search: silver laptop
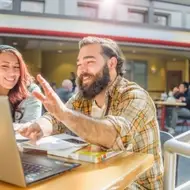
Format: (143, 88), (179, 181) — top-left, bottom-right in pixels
(0, 96), (80, 187)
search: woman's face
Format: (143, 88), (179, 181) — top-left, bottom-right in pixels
(0, 52), (20, 92)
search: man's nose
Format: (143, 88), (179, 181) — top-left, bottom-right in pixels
(78, 63), (88, 73)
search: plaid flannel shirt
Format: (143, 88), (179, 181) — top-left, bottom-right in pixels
(42, 76), (163, 189)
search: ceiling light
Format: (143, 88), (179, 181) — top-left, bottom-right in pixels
(102, 0), (115, 6)
(173, 58), (176, 61)
(151, 66), (157, 74)
(57, 50), (63, 53)
(132, 50), (136, 53)
(58, 42), (63, 46)
(104, 0), (114, 2)
(13, 42), (18, 46)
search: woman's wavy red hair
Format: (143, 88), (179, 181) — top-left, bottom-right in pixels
(0, 49), (34, 106)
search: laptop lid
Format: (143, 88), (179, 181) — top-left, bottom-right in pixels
(0, 96), (81, 187)
(0, 96), (26, 187)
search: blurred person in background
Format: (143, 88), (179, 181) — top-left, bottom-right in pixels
(0, 45), (42, 124)
(70, 72), (76, 92)
(19, 36), (163, 189)
(74, 86), (79, 94)
(50, 82), (57, 91)
(167, 82), (190, 134)
(56, 79), (73, 103)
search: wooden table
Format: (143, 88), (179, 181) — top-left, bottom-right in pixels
(0, 152), (154, 190)
(154, 101), (186, 131)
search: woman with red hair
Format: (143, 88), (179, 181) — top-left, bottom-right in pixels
(0, 45), (42, 123)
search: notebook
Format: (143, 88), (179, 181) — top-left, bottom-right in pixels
(49, 145), (123, 163)
(20, 132), (122, 163)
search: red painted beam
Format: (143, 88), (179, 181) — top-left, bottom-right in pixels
(0, 27), (190, 48)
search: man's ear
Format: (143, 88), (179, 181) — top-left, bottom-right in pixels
(107, 57), (117, 70)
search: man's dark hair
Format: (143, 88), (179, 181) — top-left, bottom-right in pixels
(79, 36), (125, 76)
(181, 81), (189, 89)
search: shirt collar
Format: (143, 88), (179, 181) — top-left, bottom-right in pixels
(106, 75), (123, 98)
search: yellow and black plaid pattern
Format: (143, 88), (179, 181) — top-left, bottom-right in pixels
(44, 76), (163, 189)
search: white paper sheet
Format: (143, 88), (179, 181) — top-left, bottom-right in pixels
(21, 135), (87, 151)
(15, 133), (29, 141)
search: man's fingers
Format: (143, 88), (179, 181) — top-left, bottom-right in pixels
(18, 123), (42, 141)
(31, 131), (42, 142)
(33, 91), (46, 103)
(25, 127), (34, 137)
(19, 125), (35, 137)
(19, 127), (28, 135)
(36, 74), (55, 97)
(30, 132), (39, 142)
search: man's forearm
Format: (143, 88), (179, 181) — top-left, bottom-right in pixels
(59, 107), (117, 148)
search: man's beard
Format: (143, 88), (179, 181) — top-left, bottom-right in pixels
(76, 65), (110, 99)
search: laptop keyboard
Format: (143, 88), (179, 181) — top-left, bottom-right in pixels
(22, 162), (53, 176)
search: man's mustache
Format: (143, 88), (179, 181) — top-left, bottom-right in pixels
(79, 73), (94, 79)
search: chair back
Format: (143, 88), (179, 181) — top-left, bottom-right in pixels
(160, 131), (173, 158)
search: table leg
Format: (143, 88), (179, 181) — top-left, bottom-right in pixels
(160, 106), (167, 131)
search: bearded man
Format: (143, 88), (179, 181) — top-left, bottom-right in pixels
(19, 36), (163, 189)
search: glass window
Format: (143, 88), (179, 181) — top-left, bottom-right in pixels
(0, 0), (12, 10)
(133, 62), (147, 89)
(123, 61), (132, 81)
(127, 10), (145, 23)
(123, 60), (147, 89)
(21, 0), (44, 13)
(154, 14), (168, 26)
(186, 14), (190, 29)
(78, 3), (98, 18)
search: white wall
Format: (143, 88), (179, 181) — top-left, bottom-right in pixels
(80, 0), (149, 21)
(45, 0), (59, 14)
(115, 4), (128, 22)
(63, 0), (78, 16)
(42, 0), (190, 29)
(116, 4), (148, 22)
(98, 1), (116, 20)
(186, 13), (190, 28)
(1, 14), (190, 46)
(44, 0), (78, 16)
(154, 1), (190, 12)
(154, 8), (182, 27)
(153, 1), (190, 28)
(120, 0), (150, 7)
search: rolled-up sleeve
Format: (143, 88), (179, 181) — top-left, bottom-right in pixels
(105, 92), (155, 151)
(36, 93), (78, 136)
(106, 115), (132, 150)
(38, 112), (66, 136)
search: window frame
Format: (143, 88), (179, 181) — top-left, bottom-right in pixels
(128, 8), (148, 23)
(154, 12), (171, 26)
(20, 0), (45, 13)
(0, 0), (13, 11)
(124, 60), (148, 89)
(77, 2), (99, 19)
